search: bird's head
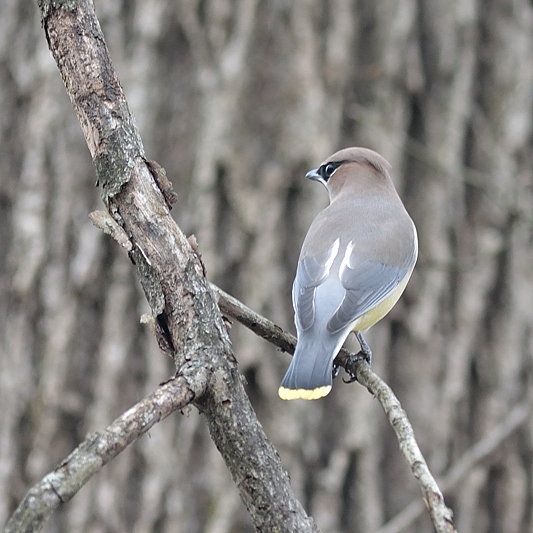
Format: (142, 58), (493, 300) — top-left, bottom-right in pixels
(305, 147), (392, 198)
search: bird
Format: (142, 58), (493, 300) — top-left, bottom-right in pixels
(279, 147), (418, 400)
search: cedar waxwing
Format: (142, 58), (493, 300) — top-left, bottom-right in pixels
(279, 147), (418, 400)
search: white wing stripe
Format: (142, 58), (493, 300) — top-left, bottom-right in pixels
(339, 240), (354, 279)
(323, 237), (341, 272)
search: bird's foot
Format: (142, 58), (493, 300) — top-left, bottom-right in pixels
(355, 331), (372, 363)
(343, 349), (372, 384)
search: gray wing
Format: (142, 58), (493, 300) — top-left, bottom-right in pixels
(292, 238), (340, 331)
(326, 259), (408, 334)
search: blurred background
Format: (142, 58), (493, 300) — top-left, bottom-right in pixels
(1, 0), (533, 532)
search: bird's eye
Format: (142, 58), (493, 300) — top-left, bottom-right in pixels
(323, 162), (342, 179)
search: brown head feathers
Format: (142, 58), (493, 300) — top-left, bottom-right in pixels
(320, 147), (392, 176)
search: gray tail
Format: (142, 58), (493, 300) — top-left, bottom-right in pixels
(279, 339), (337, 400)
(281, 347), (333, 391)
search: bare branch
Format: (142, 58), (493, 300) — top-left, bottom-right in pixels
(213, 282), (457, 533)
(377, 401), (530, 533)
(4, 377), (194, 533)
(351, 364), (456, 533)
(212, 283), (297, 355)
(31, 1), (319, 532)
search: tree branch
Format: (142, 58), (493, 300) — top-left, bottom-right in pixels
(3, 377), (194, 533)
(351, 365), (456, 533)
(212, 283), (297, 355)
(30, 1), (319, 532)
(376, 401), (530, 533)
(9, 279), (460, 533)
(212, 283), (458, 533)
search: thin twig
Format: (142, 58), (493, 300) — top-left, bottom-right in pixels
(352, 365), (456, 532)
(212, 283), (457, 533)
(212, 283), (297, 355)
(4, 377), (194, 533)
(377, 401), (530, 533)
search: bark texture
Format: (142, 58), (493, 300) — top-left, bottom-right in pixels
(1, 0), (532, 532)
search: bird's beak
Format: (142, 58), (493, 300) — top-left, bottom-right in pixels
(305, 168), (321, 181)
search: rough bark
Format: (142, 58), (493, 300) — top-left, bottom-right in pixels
(32, 2), (320, 532)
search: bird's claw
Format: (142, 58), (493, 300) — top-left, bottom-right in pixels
(343, 350), (372, 384)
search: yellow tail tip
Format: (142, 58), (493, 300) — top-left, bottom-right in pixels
(278, 385), (332, 400)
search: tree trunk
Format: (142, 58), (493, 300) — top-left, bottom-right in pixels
(1, 1), (532, 532)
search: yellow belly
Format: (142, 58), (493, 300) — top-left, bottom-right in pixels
(352, 269), (413, 331)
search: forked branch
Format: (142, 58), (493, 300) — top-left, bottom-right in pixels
(212, 284), (457, 533)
